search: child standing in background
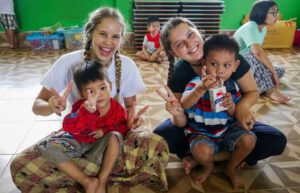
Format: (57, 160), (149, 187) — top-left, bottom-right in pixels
(136, 16), (165, 63)
(36, 61), (145, 193)
(0, 0), (18, 48)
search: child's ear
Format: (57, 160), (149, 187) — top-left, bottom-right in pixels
(234, 60), (240, 72)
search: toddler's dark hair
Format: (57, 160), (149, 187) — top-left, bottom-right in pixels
(147, 16), (160, 26)
(74, 60), (111, 93)
(203, 34), (240, 60)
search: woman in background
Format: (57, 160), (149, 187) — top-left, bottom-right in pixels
(233, 0), (290, 103)
(154, 16), (286, 168)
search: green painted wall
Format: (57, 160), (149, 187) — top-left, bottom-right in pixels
(221, 0), (300, 29)
(2, 0), (300, 32)
(12, 0), (132, 31)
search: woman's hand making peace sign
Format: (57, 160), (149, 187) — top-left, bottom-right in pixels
(156, 85), (183, 116)
(48, 82), (73, 116)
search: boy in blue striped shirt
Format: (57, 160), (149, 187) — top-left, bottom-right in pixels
(176, 34), (256, 190)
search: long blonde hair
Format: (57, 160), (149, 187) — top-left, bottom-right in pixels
(83, 7), (125, 102)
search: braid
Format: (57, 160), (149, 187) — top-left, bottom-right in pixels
(166, 52), (175, 87)
(83, 39), (92, 61)
(114, 50), (122, 103)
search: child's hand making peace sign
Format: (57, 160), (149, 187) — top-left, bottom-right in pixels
(83, 89), (100, 113)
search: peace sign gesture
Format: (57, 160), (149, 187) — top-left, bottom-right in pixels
(127, 105), (149, 130)
(48, 82), (73, 116)
(83, 89), (100, 113)
(156, 85), (183, 116)
(200, 66), (222, 91)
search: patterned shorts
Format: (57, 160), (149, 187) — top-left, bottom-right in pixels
(190, 123), (256, 154)
(0, 14), (18, 30)
(36, 130), (123, 165)
(242, 50), (285, 94)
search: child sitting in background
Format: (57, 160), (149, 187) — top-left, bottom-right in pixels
(158, 34), (256, 190)
(36, 61), (146, 193)
(136, 16), (165, 63)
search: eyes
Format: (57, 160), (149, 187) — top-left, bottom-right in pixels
(175, 31), (196, 48)
(98, 32), (121, 40)
(210, 62), (232, 68)
(86, 85), (108, 95)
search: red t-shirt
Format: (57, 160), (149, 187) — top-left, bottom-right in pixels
(63, 98), (129, 143)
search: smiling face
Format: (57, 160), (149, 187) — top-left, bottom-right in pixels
(168, 22), (204, 65)
(90, 17), (123, 66)
(265, 5), (278, 26)
(148, 21), (160, 36)
(204, 50), (239, 81)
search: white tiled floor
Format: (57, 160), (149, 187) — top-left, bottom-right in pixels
(1, 47), (300, 193)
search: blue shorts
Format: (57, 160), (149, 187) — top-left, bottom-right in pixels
(190, 123), (256, 155)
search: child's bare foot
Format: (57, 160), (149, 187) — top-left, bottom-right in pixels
(224, 168), (245, 190)
(95, 178), (108, 193)
(83, 177), (98, 193)
(265, 89), (291, 103)
(182, 156), (198, 175)
(193, 164), (213, 184)
(155, 57), (162, 64)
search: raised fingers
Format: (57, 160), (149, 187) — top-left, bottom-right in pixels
(155, 87), (169, 101)
(135, 105), (149, 120)
(164, 85), (177, 100)
(62, 81), (73, 99)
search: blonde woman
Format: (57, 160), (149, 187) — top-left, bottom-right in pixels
(10, 7), (169, 192)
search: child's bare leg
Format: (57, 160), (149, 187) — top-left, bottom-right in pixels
(96, 135), (120, 193)
(191, 143), (214, 184)
(225, 134), (256, 190)
(136, 51), (149, 61)
(57, 161), (98, 193)
(155, 51), (166, 63)
(5, 29), (16, 48)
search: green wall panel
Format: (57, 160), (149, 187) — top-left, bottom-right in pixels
(2, 0), (299, 32)
(14, 0), (115, 31)
(221, 0), (300, 29)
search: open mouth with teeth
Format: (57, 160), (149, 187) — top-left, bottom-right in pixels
(99, 47), (112, 56)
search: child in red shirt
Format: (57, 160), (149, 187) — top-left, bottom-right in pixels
(136, 16), (165, 63)
(36, 61), (146, 193)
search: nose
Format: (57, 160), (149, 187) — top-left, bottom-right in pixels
(103, 36), (112, 45)
(216, 66), (224, 76)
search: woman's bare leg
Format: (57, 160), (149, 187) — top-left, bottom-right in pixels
(264, 88), (291, 103)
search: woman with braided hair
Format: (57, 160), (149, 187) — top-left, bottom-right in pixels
(10, 7), (169, 192)
(154, 17), (286, 168)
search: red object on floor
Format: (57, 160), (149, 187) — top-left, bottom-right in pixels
(293, 29), (300, 46)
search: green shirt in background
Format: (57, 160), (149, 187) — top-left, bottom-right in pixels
(233, 21), (267, 54)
